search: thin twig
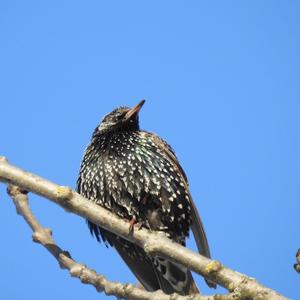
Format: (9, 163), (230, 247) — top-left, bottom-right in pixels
(294, 249), (300, 274)
(0, 157), (287, 300)
(6, 184), (237, 300)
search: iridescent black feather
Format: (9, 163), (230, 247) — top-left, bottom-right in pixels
(77, 100), (216, 295)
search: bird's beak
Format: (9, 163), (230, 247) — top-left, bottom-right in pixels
(124, 99), (145, 121)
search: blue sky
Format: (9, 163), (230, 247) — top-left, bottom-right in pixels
(1, 1), (299, 299)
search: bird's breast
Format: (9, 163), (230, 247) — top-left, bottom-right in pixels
(77, 131), (192, 242)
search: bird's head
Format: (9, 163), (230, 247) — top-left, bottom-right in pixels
(94, 100), (145, 135)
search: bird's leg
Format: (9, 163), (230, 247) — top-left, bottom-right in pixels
(129, 215), (137, 233)
(129, 216), (145, 232)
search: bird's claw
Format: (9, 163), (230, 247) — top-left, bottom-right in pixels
(136, 221), (144, 230)
(129, 217), (144, 233)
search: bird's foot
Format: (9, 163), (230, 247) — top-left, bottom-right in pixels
(129, 217), (144, 233)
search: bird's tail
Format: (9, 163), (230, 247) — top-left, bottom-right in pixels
(99, 229), (200, 295)
(153, 257), (200, 295)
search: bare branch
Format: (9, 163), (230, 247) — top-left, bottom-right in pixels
(0, 157), (287, 300)
(6, 184), (238, 300)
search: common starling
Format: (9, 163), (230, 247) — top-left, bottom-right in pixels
(77, 100), (215, 295)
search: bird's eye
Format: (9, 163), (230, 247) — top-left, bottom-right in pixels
(117, 112), (127, 121)
(115, 115), (122, 121)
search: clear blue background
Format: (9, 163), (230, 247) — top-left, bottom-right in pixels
(1, 1), (299, 299)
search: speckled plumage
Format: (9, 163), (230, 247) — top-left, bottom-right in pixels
(77, 101), (215, 295)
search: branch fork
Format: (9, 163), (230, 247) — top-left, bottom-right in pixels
(0, 157), (288, 300)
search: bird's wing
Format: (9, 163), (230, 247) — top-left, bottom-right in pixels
(146, 132), (216, 288)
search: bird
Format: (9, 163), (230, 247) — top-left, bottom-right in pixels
(77, 100), (216, 295)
